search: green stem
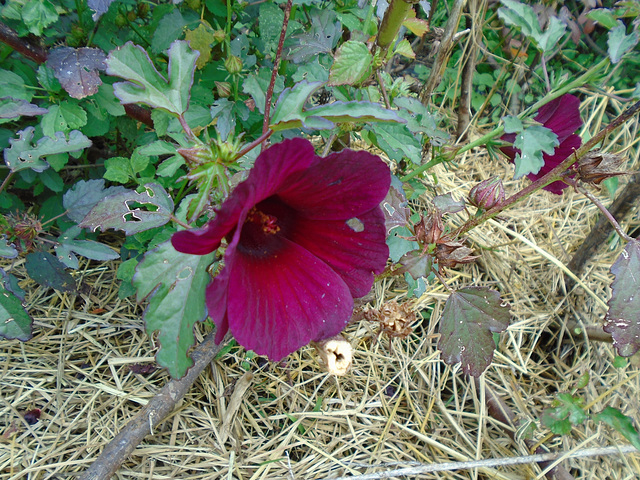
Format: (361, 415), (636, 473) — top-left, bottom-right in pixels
(376, 0), (418, 57)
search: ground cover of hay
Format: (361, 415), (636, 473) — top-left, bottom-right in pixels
(2, 92), (640, 480)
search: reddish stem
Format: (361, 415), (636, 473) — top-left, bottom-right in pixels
(0, 22), (47, 64)
(261, 0), (293, 148)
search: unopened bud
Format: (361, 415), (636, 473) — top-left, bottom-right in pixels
(213, 29), (226, 44)
(215, 81), (231, 98)
(469, 176), (505, 210)
(224, 55), (243, 74)
(177, 144), (215, 167)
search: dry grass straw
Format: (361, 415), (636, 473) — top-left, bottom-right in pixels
(2, 96), (640, 479)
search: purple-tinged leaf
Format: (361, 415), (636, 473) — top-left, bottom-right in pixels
(4, 127), (91, 173)
(382, 183), (410, 233)
(47, 47), (107, 99)
(398, 250), (431, 280)
(0, 97), (48, 119)
(87, 0), (115, 20)
(433, 193), (466, 214)
(133, 240), (216, 378)
(106, 41), (198, 116)
(438, 287), (510, 377)
(604, 239), (640, 357)
(63, 179), (127, 223)
(25, 252), (77, 293)
(79, 184), (173, 235)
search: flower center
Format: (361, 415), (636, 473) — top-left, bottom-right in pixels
(236, 196), (295, 257)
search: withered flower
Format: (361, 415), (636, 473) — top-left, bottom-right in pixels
(435, 239), (478, 272)
(364, 300), (416, 340)
(576, 151), (626, 185)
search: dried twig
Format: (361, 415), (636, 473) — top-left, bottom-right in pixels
(77, 332), (228, 480)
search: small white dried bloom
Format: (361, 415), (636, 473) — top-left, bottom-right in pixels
(312, 335), (352, 376)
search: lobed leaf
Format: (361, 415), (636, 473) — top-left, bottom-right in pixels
(604, 239), (640, 357)
(513, 125), (558, 178)
(438, 287), (510, 377)
(47, 47), (107, 99)
(106, 41), (199, 116)
(63, 179), (127, 223)
(79, 184), (174, 235)
(133, 240), (216, 378)
(4, 127), (92, 173)
(0, 98), (48, 120)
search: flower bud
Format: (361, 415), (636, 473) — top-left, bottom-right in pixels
(224, 55), (243, 75)
(215, 81), (231, 98)
(178, 144), (215, 167)
(469, 176), (505, 210)
(213, 29), (226, 44)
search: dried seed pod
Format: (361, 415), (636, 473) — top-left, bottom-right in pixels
(312, 335), (352, 376)
(576, 151), (626, 185)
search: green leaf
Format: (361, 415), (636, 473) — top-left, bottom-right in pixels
(56, 226), (119, 268)
(512, 125), (558, 178)
(594, 407), (640, 451)
(117, 258), (138, 299)
(608, 20), (639, 64)
(103, 157), (131, 183)
(22, 0), (58, 36)
(502, 115), (523, 133)
(603, 239), (640, 357)
(0, 237), (18, 259)
(4, 127), (91, 173)
(41, 102), (88, 137)
(63, 179), (126, 223)
(287, 9), (341, 64)
(535, 16), (566, 53)
(134, 240), (216, 378)
(586, 9), (619, 30)
(0, 98), (48, 121)
(0, 285), (33, 341)
(259, 2), (285, 55)
(541, 393), (586, 434)
(438, 287), (510, 377)
(25, 251), (77, 293)
(270, 81), (403, 131)
(106, 41), (199, 116)
(0, 69), (31, 101)
(497, 0), (541, 39)
(151, 9), (189, 54)
(329, 40), (373, 86)
(393, 38), (415, 59)
(79, 184), (174, 235)
(369, 122), (421, 163)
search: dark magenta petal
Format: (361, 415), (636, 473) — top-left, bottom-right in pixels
(226, 238), (353, 360)
(534, 94), (582, 143)
(277, 149), (391, 220)
(172, 138), (316, 255)
(289, 207), (388, 298)
(527, 134), (582, 194)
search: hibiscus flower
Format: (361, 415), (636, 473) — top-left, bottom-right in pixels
(501, 94), (583, 195)
(171, 138), (390, 360)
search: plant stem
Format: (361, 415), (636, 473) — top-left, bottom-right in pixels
(376, 0), (418, 58)
(234, 129), (274, 161)
(0, 22), (47, 63)
(262, 0), (293, 148)
(453, 98), (640, 238)
(0, 172), (15, 196)
(564, 178), (631, 242)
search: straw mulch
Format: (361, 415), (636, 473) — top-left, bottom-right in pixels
(1, 92), (639, 480)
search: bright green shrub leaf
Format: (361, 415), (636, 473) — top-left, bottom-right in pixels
(103, 157), (131, 183)
(438, 287), (510, 377)
(40, 169), (64, 192)
(151, 9), (189, 54)
(393, 38), (415, 59)
(4, 127), (91, 173)
(25, 251), (77, 293)
(586, 9), (618, 30)
(594, 407), (640, 451)
(513, 125), (558, 178)
(22, 0), (58, 36)
(369, 123), (421, 163)
(329, 40), (372, 86)
(106, 40), (199, 116)
(79, 184), (173, 235)
(133, 240), (216, 378)
(0, 285), (33, 341)
(604, 239), (640, 357)
(117, 258), (138, 299)
(41, 102), (88, 137)
(541, 393), (586, 434)
(608, 21), (639, 64)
